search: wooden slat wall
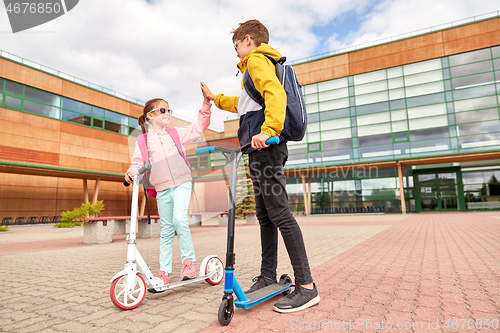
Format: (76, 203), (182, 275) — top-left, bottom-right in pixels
(0, 145), (59, 165)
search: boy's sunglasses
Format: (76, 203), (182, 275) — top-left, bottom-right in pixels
(147, 107), (173, 115)
(233, 35), (254, 51)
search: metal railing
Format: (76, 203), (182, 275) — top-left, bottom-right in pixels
(1, 216), (60, 226)
(289, 10), (500, 65)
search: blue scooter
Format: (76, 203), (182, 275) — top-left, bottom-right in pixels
(195, 137), (292, 326)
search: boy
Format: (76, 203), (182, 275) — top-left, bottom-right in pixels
(201, 19), (319, 313)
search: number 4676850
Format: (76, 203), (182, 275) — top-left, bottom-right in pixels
(6, 2), (62, 14)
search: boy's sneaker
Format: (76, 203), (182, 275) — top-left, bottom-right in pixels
(157, 271), (170, 285)
(180, 260), (196, 280)
(273, 283), (320, 313)
(245, 275), (277, 293)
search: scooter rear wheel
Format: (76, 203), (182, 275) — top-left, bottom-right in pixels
(279, 274), (293, 296)
(218, 298), (234, 326)
(110, 273), (146, 310)
(202, 256), (224, 285)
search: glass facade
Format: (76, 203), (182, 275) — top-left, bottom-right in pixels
(462, 168), (500, 209)
(0, 78), (138, 136)
(286, 167), (415, 214)
(293, 46), (500, 167)
(284, 46), (500, 213)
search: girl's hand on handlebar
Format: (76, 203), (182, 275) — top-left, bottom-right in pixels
(124, 172), (134, 184)
(251, 133), (270, 150)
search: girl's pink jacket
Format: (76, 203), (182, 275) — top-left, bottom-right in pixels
(127, 102), (211, 192)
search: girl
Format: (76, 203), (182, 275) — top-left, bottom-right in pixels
(125, 83), (212, 285)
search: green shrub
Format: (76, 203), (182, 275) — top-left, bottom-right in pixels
(61, 208), (84, 224)
(81, 201), (104, 218)
(54, 222), (83, 228)
(56, 201), (105, 228)
(0, 226), (9, 232)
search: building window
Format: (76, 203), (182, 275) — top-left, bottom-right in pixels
(0, 78), (138, 136)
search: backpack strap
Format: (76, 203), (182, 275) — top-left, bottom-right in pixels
(137, 133), (149, 163)
(137, 134), (157, 202)
(243, 53), (286, 108)
(166, 128), (190, 168)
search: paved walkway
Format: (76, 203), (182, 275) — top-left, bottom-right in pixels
(0, 212), (499, 332)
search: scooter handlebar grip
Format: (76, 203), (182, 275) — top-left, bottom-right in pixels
(195, 146), (216, 155)
(123, 179), (130, 187)
(138, 162), (152, 175)
(265, 137), (280, 145)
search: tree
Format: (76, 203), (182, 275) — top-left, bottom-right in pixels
(232, 155), (255, 219)
(488, 174), (500, 196)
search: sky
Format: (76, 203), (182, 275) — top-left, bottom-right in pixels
(0, 0), (499, 132)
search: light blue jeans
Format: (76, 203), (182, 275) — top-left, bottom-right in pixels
(156, 181), (195, 273)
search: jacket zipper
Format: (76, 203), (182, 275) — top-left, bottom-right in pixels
(158, 133), (176, 187)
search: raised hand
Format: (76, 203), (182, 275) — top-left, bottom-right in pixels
(201, 82), (215, 102)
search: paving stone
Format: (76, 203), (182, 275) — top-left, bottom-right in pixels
(389, 298), (415, 314)
(332, 305), (360, 321)
(359, 301), (388, 318)
(2, 213), (500, 332)
(101, 317), (154, 332)
(415, 295), (441, 308)
(441, 302), (471, 318)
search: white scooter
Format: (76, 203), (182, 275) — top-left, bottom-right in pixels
(110, 163), (224, 310)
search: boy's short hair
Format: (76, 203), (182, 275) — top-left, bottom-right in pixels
(232, 19), (269, 46)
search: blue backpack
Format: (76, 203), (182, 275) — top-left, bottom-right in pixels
(243, 54), (307, 142)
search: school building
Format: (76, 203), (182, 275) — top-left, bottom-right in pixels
(0, 51), (225, 224)
(283, 13), (500, 214)
(1, 13), (500, 223)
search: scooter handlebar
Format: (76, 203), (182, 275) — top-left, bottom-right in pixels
(265, 136), (280, 145)
(123, 162), (152, 187)
(195, 146), (216, 155)
(195, 137), (280, 155)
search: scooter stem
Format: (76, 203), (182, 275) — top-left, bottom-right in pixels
(127, 174), (140, 264)
(226, 150), (238, 270)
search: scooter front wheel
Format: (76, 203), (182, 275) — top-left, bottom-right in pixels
(218, 297), (234, 326)
(110, 273), (146, 310)
(202, 256), (224, 285)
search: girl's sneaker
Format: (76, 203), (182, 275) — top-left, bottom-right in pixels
(157, 271), (170, 285)
(180, 260), (196, 280)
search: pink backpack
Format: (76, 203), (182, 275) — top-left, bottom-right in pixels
(137, 128), (190, 198)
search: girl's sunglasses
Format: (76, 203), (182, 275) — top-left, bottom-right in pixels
(147, 107), (173, 116)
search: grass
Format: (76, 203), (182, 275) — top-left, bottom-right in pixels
(54, 222), (84, 228)
(0, 226), (9, 232)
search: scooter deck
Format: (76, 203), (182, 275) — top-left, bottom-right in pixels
(234, 282), (292, 309)
(147, 272), (213, 293)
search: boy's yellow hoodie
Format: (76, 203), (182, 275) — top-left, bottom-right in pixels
(215, 43), (287, 139)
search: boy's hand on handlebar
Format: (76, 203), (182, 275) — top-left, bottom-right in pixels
(251, 133), (270, 150)
(124, 172), (134, 184)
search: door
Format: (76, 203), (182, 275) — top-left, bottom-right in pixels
(414, 168), (465, 212)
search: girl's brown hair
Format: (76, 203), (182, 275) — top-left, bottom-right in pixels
(138, 98), (167, 134)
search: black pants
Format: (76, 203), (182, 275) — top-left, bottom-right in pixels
(248, 142), (313, 285)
